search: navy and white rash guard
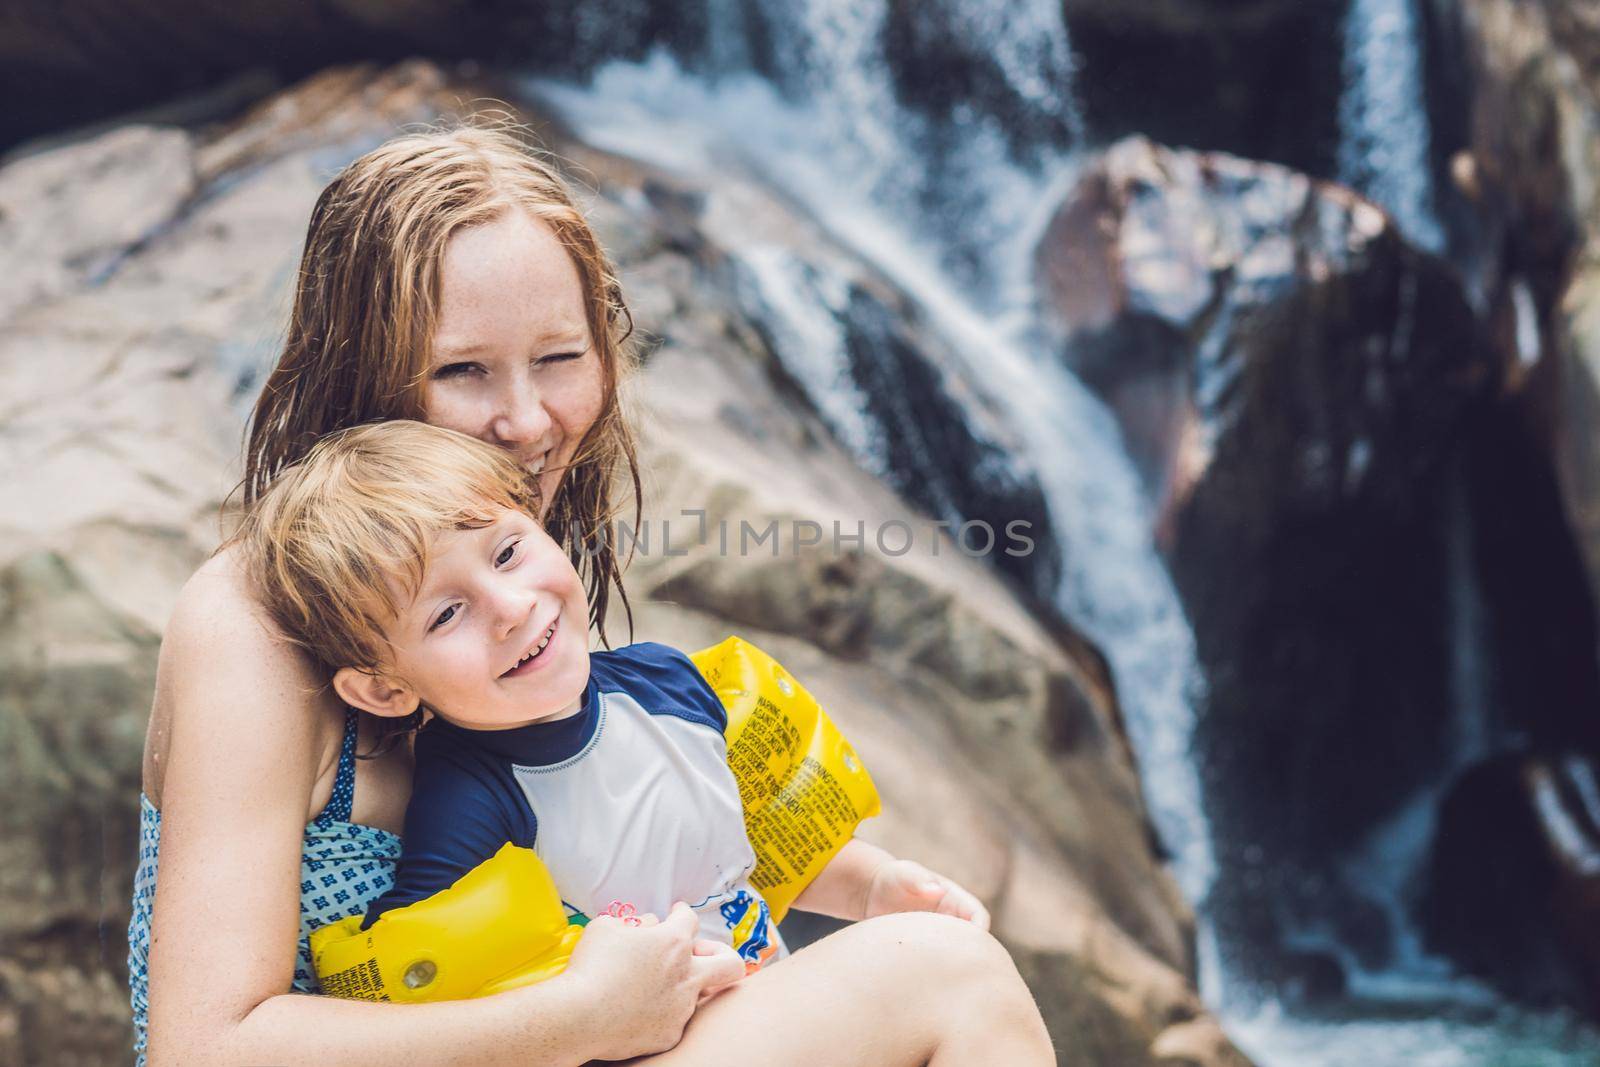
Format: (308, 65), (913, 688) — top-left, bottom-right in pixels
(365, 642), (783, 967)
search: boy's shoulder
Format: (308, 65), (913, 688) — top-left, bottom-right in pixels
(589, 640), (696, 679)
(410, 719), (528, 799)
(590, 641), (726, 732)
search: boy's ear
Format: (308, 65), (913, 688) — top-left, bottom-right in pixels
(332, 667), (421, 719)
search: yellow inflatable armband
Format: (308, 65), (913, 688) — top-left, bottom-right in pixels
(309, 842), (583, 1002)
(691, 636), (881, 922)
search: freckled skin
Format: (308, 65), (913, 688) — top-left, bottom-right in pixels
(378, 511), (593, 732)
(424, 210), (605, 513)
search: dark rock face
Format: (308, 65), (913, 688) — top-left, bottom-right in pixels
(1408, 0), (1600, 1013)
(0, 1), (690, 152)
(1062, 1), (1347, 178)
(1431, 0), (1587, 310)
(1434, 0), (1600, 650)
(1161, 214), (1485, 867)
(1038, 135), (1600, 1011)
(835, 284), (1062, 600)
(1036, 135), (1548, 991)
(1038, 135), (1493, 843)
(1417, 403), (1600, 1014)
(3, 1), (410, 150)
(1422, 753), (1600, 1014)
(1459, 404), (1600, 755)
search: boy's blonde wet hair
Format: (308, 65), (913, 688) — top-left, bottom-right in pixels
(237, 420), (543, 681)
(242, 122), (639, 646)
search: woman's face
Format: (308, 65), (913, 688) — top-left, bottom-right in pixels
(423, 209), (605, 514)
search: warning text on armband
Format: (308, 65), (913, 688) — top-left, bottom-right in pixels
(726, 697), (804, 811)
(743, 754), (862, 892)
(318, 958), (390, 1002)
(732, 687), (864, 895)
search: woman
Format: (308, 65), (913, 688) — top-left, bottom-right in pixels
(131, 126), (1054, 1066)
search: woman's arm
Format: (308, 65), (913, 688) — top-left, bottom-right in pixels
(144, 557), (739, 1065)
(168, 910), (730, 1067)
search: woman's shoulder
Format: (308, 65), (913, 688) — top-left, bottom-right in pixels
(145, 543), (342, 805)
(168, 542), (255, 628)
(163, 541), (335, 711)
(164, 544), (294, 659)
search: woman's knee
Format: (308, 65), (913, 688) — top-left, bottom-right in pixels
(847, 912), (1023, 988)
(844, 914), (1048, 1043)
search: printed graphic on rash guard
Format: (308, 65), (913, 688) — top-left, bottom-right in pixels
(720, 890), (778, 971)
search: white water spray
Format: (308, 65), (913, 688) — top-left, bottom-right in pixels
(1337, 0), (1446, 253)
(534, 36), (1215, 905)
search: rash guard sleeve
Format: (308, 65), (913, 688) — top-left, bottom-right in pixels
(361, 726), (537, 927)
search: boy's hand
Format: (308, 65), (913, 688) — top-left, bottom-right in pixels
(863, 859), (991, 931)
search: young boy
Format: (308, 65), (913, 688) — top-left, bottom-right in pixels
(238, 420), (987, 971)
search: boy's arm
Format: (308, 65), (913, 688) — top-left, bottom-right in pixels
(655, 643), (988, 930)
(792, 838), (992, 929)
(364, 735), (535, 924)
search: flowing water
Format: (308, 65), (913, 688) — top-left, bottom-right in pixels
(1337, 0), (1446, 253)
(529, 0), (1599, 1061)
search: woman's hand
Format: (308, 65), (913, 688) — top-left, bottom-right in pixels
(561, 901), (746, 1061)
(863, 859), (991, 931)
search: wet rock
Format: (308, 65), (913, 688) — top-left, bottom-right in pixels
(1062, 1), (1346, 177)
(0, 125), (196, 322)
(1456, 404), (1600, 757)
(833, 282), (1062, 599)
(1035, 134), (1499, 969)
(1422, 752), (1600, 1014)
(1441, 0), (1600, 644)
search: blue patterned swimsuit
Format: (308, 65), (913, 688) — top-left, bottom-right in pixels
(127, 710), (402, 1063)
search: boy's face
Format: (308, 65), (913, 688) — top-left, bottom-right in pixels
(346, 508), (592, 730)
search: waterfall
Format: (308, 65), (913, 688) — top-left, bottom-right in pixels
(535, 0), (1215, 907)
(1337, 0), (1446, 253)
(528, 0), (1599, 1060)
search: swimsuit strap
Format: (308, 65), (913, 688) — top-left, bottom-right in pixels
(315, 709), (361, 824)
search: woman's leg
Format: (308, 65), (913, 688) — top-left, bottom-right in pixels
(636, 912), (1055, 1067)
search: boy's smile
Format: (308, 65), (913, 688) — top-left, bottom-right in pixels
(501, 617), (560, 677)
(337, 508), (591, 731)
